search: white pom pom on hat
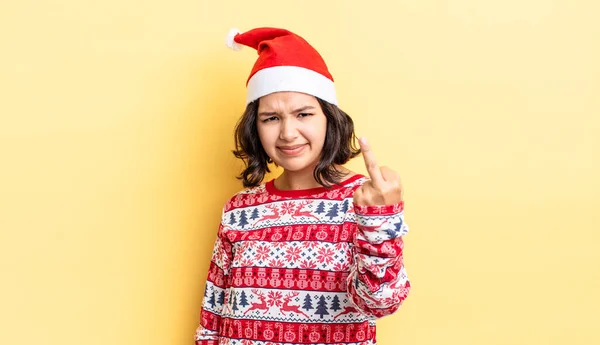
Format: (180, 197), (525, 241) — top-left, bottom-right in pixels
(225, 28), (242, 51)
(225, 27), (338, 105)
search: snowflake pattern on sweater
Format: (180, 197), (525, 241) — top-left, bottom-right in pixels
(195, 174), (410, 345)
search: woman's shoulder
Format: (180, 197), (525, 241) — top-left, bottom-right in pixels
(230, 183), (268, 200)
(237, 183), (268, 196)
(220, 182), (270, 212)
(335, 171), (370, 193)
(343, 172), (369, 187)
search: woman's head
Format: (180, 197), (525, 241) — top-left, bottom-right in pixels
(228, 28), (357, 186)
(233, 91), (360, 188)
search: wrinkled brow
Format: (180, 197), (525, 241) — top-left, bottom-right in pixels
(258, 105), (316, 117)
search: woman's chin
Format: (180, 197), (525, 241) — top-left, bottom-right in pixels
(273, 159), (317, 174)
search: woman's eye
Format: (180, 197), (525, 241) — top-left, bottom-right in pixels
(298, 113), (312, 118)
(263, 116), (278, 122)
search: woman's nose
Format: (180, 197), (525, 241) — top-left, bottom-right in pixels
(279, 118), (299, 141)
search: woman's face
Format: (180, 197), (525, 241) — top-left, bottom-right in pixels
(256, 92), (327, 174)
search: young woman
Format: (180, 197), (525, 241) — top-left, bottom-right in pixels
(194, 27), (410, 345)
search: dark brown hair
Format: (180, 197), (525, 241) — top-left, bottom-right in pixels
(232, 97), (361, 188)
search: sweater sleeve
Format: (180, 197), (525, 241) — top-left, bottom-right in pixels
(346, 202), (411, 318)
(194, 214), (233, 345)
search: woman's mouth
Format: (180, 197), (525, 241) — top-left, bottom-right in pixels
(278, 144), (307, 156)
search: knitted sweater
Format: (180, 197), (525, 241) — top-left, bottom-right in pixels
(194, 174), (410, 345)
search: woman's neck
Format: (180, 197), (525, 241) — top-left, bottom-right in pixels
(274, 165), (354, 191)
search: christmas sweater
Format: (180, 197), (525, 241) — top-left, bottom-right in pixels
(195, 174), (410, 345)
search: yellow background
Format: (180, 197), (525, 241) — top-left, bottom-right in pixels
(1, 1), (598, 344)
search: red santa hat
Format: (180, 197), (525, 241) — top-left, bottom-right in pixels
(226, 27), (338, 106)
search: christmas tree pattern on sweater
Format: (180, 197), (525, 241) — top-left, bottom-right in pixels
(195, 174), (410, 345)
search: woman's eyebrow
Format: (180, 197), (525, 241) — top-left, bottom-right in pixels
(258, 111), (279, 117)
(291, 105), (316, 114)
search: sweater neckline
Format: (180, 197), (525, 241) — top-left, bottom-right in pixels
(265, 174), (364, 198)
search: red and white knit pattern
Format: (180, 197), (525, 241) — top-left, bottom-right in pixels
(195, 174), (410, 345)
